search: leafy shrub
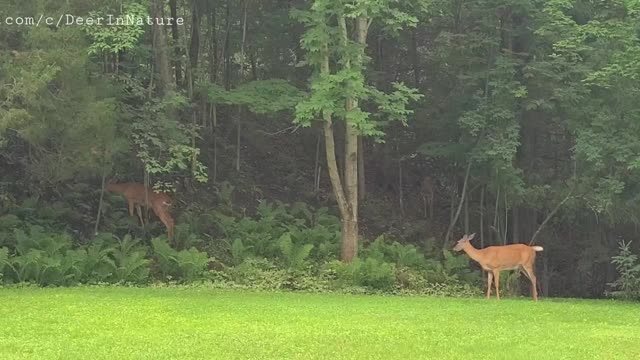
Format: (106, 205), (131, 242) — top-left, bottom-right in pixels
(2, 225), (81, 286)
(227, 258), (288, 289)
(80, 234), (118, 283)
(151, 237), (209, 282)
(608, 240), (640, 301)
(278, 233), (313, 270)
(394, 267), (481, 297)
(171, 223), (205, 251)
(230, 238), (251, 266)
(364, 236), (427, 268)
(0, 246), (8, 283)
(213, 201), (340, 265)
(111, 235), (150, 284)
(328, 258), (396, 291)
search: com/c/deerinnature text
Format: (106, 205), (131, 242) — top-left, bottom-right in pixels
(2, 14), (184, 27)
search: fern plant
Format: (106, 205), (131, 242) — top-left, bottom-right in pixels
(111, 235), (150, 283)
(278, 233), (313, 270)
(151, 237), (209, 282)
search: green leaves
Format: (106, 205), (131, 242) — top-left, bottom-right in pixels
(293, 0), (421, 138)
(151, 237), (209, 282)
(84, 1), (147, 56)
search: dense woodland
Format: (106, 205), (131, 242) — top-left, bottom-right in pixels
(1, 0), (640, 299)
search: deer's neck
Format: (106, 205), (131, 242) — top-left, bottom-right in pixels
(462, 244), (485, 265)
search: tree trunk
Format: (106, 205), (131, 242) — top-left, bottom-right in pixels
(314, 132), (321, 192)
(189, 0), (201, 73)
(480, 185), (485, 248)
(208, 2), (218, 182)
(398, 158), (404, 216)
(358, 136), (366, 201)
(411, 29), (420, 87)
(493, 186), (500, 243)
(464, 189), (469, 233)
(94, 167), (108, 235)
(444, 160), (472, 247)
(223, 0), (231, 91)
(169, 0), (182, 87)
(235, 0), (248, 172)
(341, 217), (358, 262)
(151, 0), (173, 96)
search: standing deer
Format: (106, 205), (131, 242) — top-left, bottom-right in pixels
(453, 233), (544, 301)
(105, 182), (175, 239)
(420, 176), (435, 219)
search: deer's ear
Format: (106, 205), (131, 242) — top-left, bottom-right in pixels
(468, 233), (476, 240)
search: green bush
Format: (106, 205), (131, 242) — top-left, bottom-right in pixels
(278, 233), (313, 270)
(151, 237), (209, 282)
(227, 258), (289, 290)
(0, 200), (483, 298)
(0, 246), (8, 283)
(608, 241), (640, 301)
(111, 235), (150, 284)
(328, 258), (396, 291)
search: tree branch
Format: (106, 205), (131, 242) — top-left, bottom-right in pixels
(529, 188), (574, 245)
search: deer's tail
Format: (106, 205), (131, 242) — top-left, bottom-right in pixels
(532, 246), (544, 252)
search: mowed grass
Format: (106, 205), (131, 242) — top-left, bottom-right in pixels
(0, 288), (639, 360)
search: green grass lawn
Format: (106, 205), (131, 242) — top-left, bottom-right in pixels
(0, 287), (638, 359)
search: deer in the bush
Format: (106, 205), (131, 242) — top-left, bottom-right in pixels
(453, 233), (544, 301)
(105, 182), (175, 239)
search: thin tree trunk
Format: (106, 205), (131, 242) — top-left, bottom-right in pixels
(411, 29), (419, 87)
(480, 185), (485, 248)
(398, 158), (404, 216)
(503, 192), (508, 245)
(449, 182), (456, 224)
(151, 0), (173, 96)
(94, 167), (108, 235)
(189, 0), (201, 72)
(529, 189), (574, 245)
(464, 189), (469, 233)
(319, 42), (348, 220)
(493, 186), (500, 243)
(223, 0), (231, 91)
(512, 206), (519, 243)
(444, 160), (472, 247)
(169, 0), (182, 87)
(212, 103), (218, 183)
(208, 2), (218, 182)
(314, 132), (321, 192)
(235, 0), (248, 172)
(143, 169), (150, 225)
(358, 136), (366, 201)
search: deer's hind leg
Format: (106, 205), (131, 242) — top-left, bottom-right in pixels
(522, 264), (538, 301)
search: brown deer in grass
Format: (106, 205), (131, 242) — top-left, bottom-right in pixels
(105, 182), (175, 239)
(453, 233), (544, 301)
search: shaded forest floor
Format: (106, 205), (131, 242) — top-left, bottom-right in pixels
(1, 287), (638, 359)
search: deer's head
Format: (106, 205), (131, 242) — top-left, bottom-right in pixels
(453, 233), (476, 251)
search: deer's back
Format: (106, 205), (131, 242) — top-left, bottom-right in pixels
(109, 183), (171, 205)
(480, 244), (537, 269)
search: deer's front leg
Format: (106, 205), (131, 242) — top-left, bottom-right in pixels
(135, 205), (144, 225)
(486, 271), (493, 299)
(128, 200), (135, 217)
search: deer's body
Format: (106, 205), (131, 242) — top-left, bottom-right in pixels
(454, 234), (543, 301)
(106, 182), (174, 239)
